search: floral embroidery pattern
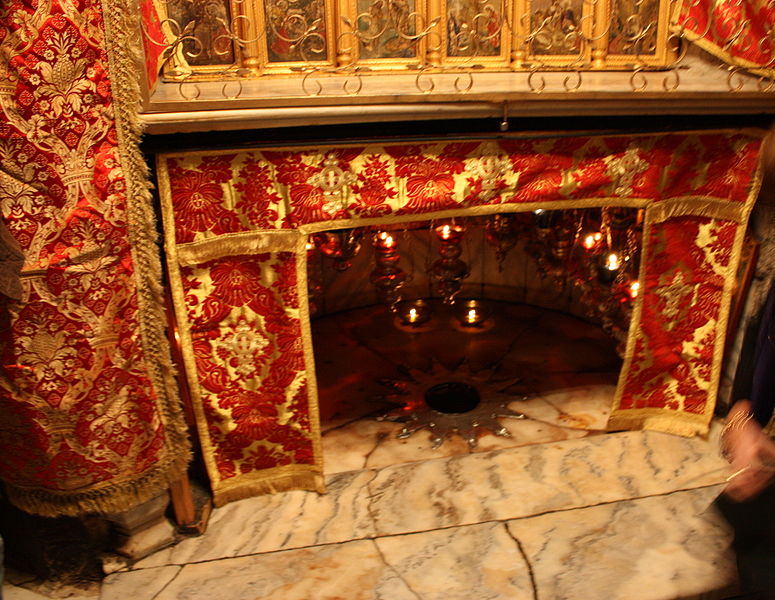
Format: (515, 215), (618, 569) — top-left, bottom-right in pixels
(180, 253), (313, 485)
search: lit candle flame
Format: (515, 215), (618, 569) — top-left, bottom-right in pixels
(466, 308), (478, 323)
(629, 281), (640, 299)
(583, 232), (602, 250)
(606, 253), (621, 271)
(441, 225), (452, 240)
(408, 308), (418, 322)
(377, 231), (396, 248)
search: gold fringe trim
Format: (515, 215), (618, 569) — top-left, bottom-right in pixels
(607, 412), (712, 438)
(157, 156), (226, 493)
(177, 230), (301, 266)
(295, 233), (325, 477)
(1, 456), (183, 517)
(648, 198), (747, 224)
(212, 467), (325, 507)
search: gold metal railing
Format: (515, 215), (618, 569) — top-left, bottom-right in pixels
(140, 0), (775, 100)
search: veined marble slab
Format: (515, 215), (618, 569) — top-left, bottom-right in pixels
(506, 485), (737, 600)
(135, 424), (727, 570)
(143, 540), (416, 600)
(368, 426), (727, 536)
(120, 523), (535, 600)
(3, 581), (99, 600)
(134, 469), (377, 569)
(375, 522), (534, 599)
(100, 488), (734, 600)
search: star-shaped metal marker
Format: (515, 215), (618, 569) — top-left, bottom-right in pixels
(376, 360), (529, 449)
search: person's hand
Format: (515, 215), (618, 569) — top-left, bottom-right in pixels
(722, 400), (775, 502)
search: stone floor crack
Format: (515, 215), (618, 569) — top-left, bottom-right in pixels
(371, 538), (423, 600)
(362, 431), (389, 470)
(363, 468), (382, 535)
(503, 522), (539, 600)
(150, 565), (184, 600)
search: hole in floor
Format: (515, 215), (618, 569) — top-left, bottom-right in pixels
(424, 382), (481, 414)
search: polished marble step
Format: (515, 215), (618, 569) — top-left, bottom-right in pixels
(100, 486), (735, 600)
(130, 425), (727, 570)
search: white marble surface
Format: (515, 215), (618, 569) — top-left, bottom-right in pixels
(145, 540), (416, 600)
(2, 581), (99, 600)
(101, 566), (181, 600)
(4, 302), (740, 600)
(506, 485), (737, 600)
(133, 468), (377, 569)
(132, 423), (727, 572)
(375, 523), (534, 599)
(97, 485), (736, 600)
(367, 425), (727, 536)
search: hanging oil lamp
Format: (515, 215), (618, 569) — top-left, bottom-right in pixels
(534, 209), (551, 228)
(430, 222), (470, 305)
(597, 252), (622, 284)
(582, 231), (603, 252)
(485, 214), (519, 271)
(370, 231), (407, 311)
(312, 228), (363, 272)
(627, 280), (641, 300)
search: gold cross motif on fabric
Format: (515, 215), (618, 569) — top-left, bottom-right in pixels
(606, 146), (649, 196)
(216, 317), (269, 378)
(469, 154), (511, 202)
(655, 271), (699, 329)
(309, 153), (357, 214)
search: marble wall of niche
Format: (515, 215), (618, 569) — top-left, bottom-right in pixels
(308, 213), (626, 458)
(309, 215), (598, 323)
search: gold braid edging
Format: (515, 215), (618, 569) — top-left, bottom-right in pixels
(213, 466), (325, 507)
(2, 461), (187, 518)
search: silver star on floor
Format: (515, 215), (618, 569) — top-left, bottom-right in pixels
(376, 360), (529, 449)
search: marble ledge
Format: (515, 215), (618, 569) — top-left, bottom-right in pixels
(103, 486), (736, 600)
(132, 426), (728, 570)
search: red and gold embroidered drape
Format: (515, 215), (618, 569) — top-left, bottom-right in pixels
(157, 131), (765, 505)
(680, 0), (775, 76)
(0, 0), (189, 516)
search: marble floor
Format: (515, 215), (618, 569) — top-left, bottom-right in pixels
(3, 302), (740, 600)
